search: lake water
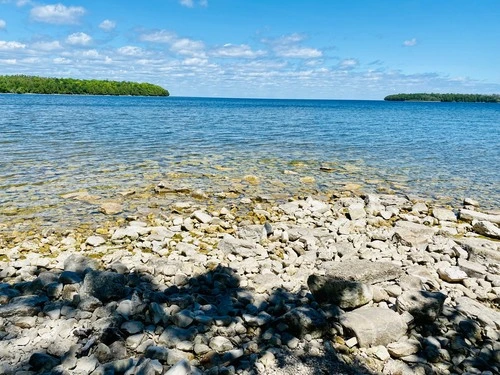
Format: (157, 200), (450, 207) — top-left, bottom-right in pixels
(1, 95), (499, 231)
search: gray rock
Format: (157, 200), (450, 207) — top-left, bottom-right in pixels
(59, 271), (82, 284)
(158, 327), (197, 348)
(281, 307), (327, 338)
(339, 307), (407, 347)
(457, 258), (487, 278)
(112, 226), (139, 240)
(455, 297), (500, 329)
(100, 202), (123, 215)
(348, 203), (366, 220)
(86, 235), (106, 247)
(472, 220), (500, 239)
(81, 270), (127, 302)
(397, 290), (446, 323)
(252, 273), (283, 294)
(29, 352), (60, 371)
(121, 320), (144, 335)
(171, 310), (194, 328)
(165, 359), (192, 375)
(432, 208), (457, 222)
(459, 209), (500, 225)
(387, 339), (421, 358)
(0, 295), (48, 318)
(437, 266), (468, 283)
(192, 210), (212, 224)
(63, 254), (98, 273)
(209, 336), (234, 353)
(74, 356), (99, 374)
(308, 275), (372, 309)
(145, 345), (170, 361)
(393, 221), (436, 248)
(317, 259), (403, 284)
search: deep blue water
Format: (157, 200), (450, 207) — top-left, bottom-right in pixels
(1, 95), (499, 227)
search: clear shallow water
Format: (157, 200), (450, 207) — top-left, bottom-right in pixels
(1, 95), (499, 230)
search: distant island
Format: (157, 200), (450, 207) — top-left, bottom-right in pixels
(384, 93), (499, 103)
(0, 75), (169, 96)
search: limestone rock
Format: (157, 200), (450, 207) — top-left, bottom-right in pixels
(209, 336), (233, 353)
(308, 275), (373, 309)
(86, 235), (106, 247)
(472, 220), (500, 239)
(81, 270), (127, 302)
(281, 306), (328, 338)
(397, 290), (446, 323)
(348, 203), (366, 220)
(339, 307), (407, 347)
(455, 297), (500, 329)
(393, 221), (436, 248)
(0, 295), (48, 318)
(432, 208), (457, 222)
(100, 202), (123, 215)
(437, 266), (468, 283)
(319, 259), (403, 284)
(459, 209), (500, 225)
(29, 352), (60, 372)
(387, 339), (421, 358)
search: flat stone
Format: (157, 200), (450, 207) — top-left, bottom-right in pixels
(393, 221), (436, 248)
(348, 203), (366, 220)
(318, 259), (403, 284)
(432, 208), (457, 222)
(308, 275), (373, 309)
(86, 235), (106, 247)
(192, 210), (212, 224)
(252, 273), (283, 294)
(472, 220), (500, 239)
(100, 202), (123, 215)
(397, 290), (446, 323)
(387, 340), (421, 358)
(455, 238), (500, 262)
(339, 307), (407, 347)
(217, 234), (260, 258)
(437, 266), (468, 282)
(455, 297), (500, 329)
(457, 258), (488, 278)
(0, 295), (48, 318)
(459, 209), (500, 225)
(112, 227), (139, 240)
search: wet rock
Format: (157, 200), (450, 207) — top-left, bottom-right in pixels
(339, 307), (407, 347)
(397, 290), (446, 323)
(308, 275), (373, 309)
(100, 202), (123, 215)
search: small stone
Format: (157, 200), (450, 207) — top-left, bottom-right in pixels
(387, 340), (420, 358)
(164, 359), (192, 375)
(192, 210), (212, 224)
(209, 336), (233, 353)
(348, 203), (366, 220)
(437, 266), (468, 282)
(121, 321), (144, 335)
(86, 235), (106, 247)
(100, 202), (123, 215)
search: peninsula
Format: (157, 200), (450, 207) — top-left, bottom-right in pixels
(0, 75), (169, 96)
(384, 93), (499, 102)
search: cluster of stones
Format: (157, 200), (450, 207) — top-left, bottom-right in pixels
(1, 190), (499, 375)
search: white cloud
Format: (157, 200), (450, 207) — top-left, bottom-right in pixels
(212, 44), (266, 58)
(66, 32), (92, 46)
(31, 40), (62, 51)
(30, 3), (86, 24)
(0, 40), (26, 49)
(141, 30), (205, 57)
(338, 58), (358, 69)
(99, 19), (116, 31)
(0, 58), (17, 64)
(275, 46), (322, 59)
(403, 38), (417, 47)
(0, 19), (6, 29)
(117, 46), (143, 56)
(81, 49), (99, 58)
(180, 0), (207, 7)
(53, 57), (70, 64)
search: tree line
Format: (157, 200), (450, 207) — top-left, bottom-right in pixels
(384, 93), (499, 103)
(0, 75), (169, 96)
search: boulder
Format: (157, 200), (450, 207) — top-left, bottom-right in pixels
(455, 297), (500, 329)
(459, 209), (500, 224)
(397, 290), (446, 323)
(437, 266), (468, 283)
(81, 270), (127, 302)
(472, 220), (500, 239)
(308, 275), (372, 309)
(393, 221), (436, 248)
(318, 259), (403, 284)
(339, 307), (407, 347)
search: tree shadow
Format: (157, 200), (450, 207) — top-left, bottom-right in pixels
(0, 257), (377, 375)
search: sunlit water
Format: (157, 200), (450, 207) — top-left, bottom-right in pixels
(1, 95), (499, 231)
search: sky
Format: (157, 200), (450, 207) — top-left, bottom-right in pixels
(0, 0), (499, 99)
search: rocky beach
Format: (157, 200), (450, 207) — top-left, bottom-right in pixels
(1, 180), (499, 375)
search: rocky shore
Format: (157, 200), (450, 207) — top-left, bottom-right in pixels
(1, 186), (499, 375)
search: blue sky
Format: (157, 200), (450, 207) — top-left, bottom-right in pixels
(0, 0), (499, 99)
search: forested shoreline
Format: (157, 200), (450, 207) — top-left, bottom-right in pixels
(384, 93), (499, 102)
(0, 75), (169, 96)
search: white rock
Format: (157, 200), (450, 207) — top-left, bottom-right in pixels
(192, 210), (212, 224)
(437, 266), (468, 282)
(85, 236), (106, 247)
(432, 208), (457, 222)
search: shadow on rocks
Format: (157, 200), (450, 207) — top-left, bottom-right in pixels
(0, 256), (376, 375)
